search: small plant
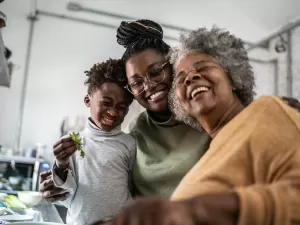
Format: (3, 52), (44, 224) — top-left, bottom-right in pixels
(70, 132), (85, 158)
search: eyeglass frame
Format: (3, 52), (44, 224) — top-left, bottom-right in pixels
(125, 61), (170, 95)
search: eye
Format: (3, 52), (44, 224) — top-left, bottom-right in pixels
(129, 78), (143, 87)
(101, 101), (112, 106)
(175, 75), (186, 84)
(195, 66), (209, 73)
(148, 68), (163, 77)
(117, 104), (127, 111)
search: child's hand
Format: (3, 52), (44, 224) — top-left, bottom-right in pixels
(53, 137), (77, 169)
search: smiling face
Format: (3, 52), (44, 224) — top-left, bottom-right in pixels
(175, 52), (238, 118)
(125, 49), (172, 112)
(84, 82), (130, 131)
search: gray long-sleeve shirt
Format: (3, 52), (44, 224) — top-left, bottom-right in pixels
(52, 119), (136, 225)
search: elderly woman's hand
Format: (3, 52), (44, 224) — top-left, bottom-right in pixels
(101, 198), (197, 225)
(39, 170), (69, 203)
(94, 194), (239, 225)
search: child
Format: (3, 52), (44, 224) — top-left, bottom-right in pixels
(51, 59), (136, 225)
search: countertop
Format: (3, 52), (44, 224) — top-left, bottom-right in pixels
(29, 200), (64, 223)
(0, 200), (64, 224)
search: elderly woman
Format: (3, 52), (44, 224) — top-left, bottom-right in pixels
(99, 27), (300, 225)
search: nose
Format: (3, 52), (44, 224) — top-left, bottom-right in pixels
(107, 108), (118, 117)
(184, 73), (201, 86)
(143, 79), (156, 92)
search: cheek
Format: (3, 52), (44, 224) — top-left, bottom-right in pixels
(164, 70), (173, 87)
(175, 87), (187, 105)
(210, 73), (232, 96)
(91, 105), (104, 116)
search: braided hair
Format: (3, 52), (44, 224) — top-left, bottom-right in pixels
(116, 19), (170, 62)
(84, 58), (134, 104)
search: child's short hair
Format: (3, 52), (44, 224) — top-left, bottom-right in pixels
(84, 59), (134, 104)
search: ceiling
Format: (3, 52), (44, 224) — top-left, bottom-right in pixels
(231, 0), (300, 31)
(2, 0), (300, 43)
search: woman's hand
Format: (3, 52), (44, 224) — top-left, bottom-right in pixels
(39, 170), (69, 203)
(93, 194), (239, 225)
(102, 198), (198, 225)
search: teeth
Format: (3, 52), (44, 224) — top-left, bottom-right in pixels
(150, 91), (165, 100)
(103, 117), (114, 125)
(191, 87), (209, 98)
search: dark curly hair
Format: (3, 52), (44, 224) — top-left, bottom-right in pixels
(84, 58), (134, 104)
(116, 19), (170, 62)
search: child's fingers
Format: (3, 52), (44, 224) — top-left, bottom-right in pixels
(53, 141), (76, 156)
(61, 151), (77, 161)
(40, 170), (52, 182)
(53, 136), (73, 148)
(56, 145), (77, 159)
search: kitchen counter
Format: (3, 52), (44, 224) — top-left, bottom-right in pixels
(0, 200), (64, 223)
(30, 200), (64, 223)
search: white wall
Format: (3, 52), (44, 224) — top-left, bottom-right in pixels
(0, 0), (276, 161)
(255, 28), (300, 99)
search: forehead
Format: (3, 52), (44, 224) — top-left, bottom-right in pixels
(125, 49), (165, 77)
(176, 53), (214, 72)
(93, 82), (127, 101)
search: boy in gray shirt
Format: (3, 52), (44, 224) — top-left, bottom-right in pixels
(51, 59), (136, 225)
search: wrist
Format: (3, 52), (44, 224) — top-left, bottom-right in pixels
(55, 161), (69, 170)
(53, 161), (69, 182)
(189, 193), (240, 225)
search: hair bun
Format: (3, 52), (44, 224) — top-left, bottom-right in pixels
(117, 19), (164, 48)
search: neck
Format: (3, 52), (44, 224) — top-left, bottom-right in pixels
(148, 109), (173, 123)
(197, 99), (244, 139)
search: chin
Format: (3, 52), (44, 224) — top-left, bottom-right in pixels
(148, 99), (169, 112)
(192, 104), (215, 116)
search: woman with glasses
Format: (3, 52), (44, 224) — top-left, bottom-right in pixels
(116, 19), (211, 198)
(39, 19), (211, 203)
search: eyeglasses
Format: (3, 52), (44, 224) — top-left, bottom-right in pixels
(125, 62), (169, 95)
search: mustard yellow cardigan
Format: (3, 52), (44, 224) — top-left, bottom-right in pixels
(171, 96), (300, 225)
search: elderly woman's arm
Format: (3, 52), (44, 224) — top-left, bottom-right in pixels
(96, 194), (239, 225)
(233, 147), (300, 225)
(93, 146), (300, 225)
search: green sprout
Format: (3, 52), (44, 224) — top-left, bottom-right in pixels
(70, 132), (85, 158)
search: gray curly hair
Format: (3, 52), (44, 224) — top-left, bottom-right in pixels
(168, 26), (256, 130)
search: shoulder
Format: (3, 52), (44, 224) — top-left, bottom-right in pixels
(243, 96), (300, 154)
(247, 96), (300, 124)
(117, 131), (136, 152)
(123, 111), (148, 134)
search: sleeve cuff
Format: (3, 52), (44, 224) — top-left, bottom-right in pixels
(52, 168), (76, 190)
(235, 187), (271, 225)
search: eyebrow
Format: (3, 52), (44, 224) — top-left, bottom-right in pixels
(193, 60), (211, 67)
(147, 62), (164, 69)
(176, 60), (211, 77)
(129, 62), (165, 78)
(102, 96), (113, 101)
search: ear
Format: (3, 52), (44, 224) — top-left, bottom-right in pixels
(84, 95), (91, 108)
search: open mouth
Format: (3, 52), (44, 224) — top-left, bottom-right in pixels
(102, 117), (115, 126)
(148, 89), (167, 102)
(190, 86), (210, 99)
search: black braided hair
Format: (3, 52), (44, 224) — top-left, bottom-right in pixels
(84, 58), (133, 104)
(116, 19), (170, 62)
